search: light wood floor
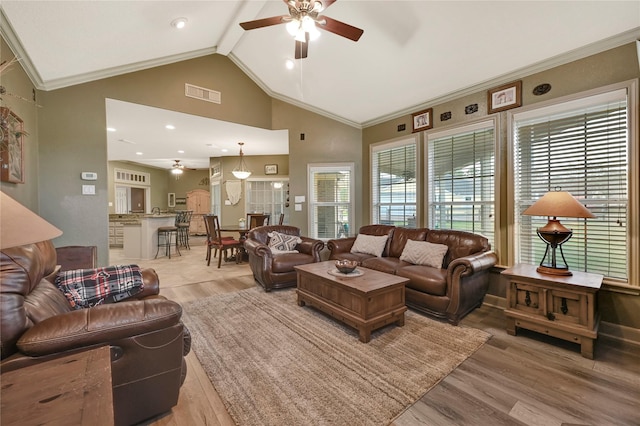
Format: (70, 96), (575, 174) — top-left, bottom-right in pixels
(111, 238), (640, 426)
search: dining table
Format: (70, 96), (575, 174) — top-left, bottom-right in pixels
(218, 225), (251, 262)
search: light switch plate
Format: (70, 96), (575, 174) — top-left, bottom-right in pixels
(82, 185), (96, 195)
(295, 203), (302, 211)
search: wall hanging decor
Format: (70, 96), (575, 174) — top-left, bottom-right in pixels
(264, 164), (278, 175)
(0, 107), (25, 183)
(488, 81), (522, 114)
(411, 108), (433, 132)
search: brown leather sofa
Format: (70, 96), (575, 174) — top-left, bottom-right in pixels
(244, 225), (325, 291)
(1, 240), (190, 425)
(328, 225), (497, 325)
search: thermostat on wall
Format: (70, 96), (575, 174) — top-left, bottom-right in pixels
(81, 172), (97, 180)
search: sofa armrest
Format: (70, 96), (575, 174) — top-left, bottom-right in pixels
(298, 237), (325, 261)
(447, 251), (498, 279)
(134, 267), (160, 298)
(327, 237), (356, 257)
(244, 239), (272, 259)
(17, 298), (183, 356)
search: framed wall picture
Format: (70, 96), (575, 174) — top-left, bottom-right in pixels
(411, 108), (433, 132)
(0, 107), (25, 183)
(488, 80), (522, 113)
(265, 164), (278, 175)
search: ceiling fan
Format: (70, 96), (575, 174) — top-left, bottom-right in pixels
(239, 0), (364, 59)
(171, 159), (197, 174)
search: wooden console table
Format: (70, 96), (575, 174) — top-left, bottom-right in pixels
(502, 264), (602, 359)
(1, 346), (113, 425)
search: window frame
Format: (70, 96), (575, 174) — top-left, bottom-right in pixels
(507, 79), (639, 289)
(424, 117), (500, 253)
(244, 177), (290, 222)
(307, 163), (355, 240)
(370, 135), (419, 228)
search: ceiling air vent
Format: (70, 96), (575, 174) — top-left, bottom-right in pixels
(185, 83), (221, 104)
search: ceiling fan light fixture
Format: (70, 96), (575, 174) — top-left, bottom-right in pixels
(171, 167), (183, 175)
(232, 142), (252, 180)
(286, 20), (300, 36)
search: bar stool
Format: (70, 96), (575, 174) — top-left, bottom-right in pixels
(155, 226), (181, 259)
(176, 210), (193, 250)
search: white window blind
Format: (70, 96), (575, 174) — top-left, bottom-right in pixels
(427, 123), (495, 247)
(371, 139), (417, 227)
(309, 164), (354, 239)
(513, 89), (628, 280)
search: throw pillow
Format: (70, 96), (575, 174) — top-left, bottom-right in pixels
(400, 240), (449, 268)
(55, 264), (145, 310)
(350, 234), (388, 257)
(268, 231), (302, 252)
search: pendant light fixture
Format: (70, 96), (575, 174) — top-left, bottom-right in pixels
(232, 142), (252, 180)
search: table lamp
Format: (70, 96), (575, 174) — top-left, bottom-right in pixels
(1, 192), (62, 249)
(522, 190), (595, 276)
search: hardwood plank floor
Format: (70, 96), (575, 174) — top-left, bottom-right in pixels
(111, 238), (640, 426)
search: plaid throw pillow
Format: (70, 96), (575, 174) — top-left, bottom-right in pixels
(55, 265), (144, 310)
(268, 231), (301, 252)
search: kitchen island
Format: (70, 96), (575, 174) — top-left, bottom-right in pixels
(120, 214), (176, 259)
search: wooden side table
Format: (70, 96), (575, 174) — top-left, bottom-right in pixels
(1, 346), (113, 425)
(502, 264), (603, 359)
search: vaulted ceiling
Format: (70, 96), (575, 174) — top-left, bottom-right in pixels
(1, 1), (639, 169)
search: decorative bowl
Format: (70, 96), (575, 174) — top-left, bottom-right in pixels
(335, 259), (358, 274)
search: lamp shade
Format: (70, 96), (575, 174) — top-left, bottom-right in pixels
(522, 191), (596, 219)
(1, 192), (62, 249)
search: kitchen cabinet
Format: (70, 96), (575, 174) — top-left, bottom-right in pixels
(186, 189), (210, 235)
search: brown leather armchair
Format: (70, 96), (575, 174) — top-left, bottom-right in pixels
(1, 240), (190, 426)
(244, 225), (324, 291)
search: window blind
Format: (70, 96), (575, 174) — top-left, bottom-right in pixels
(427, 125), (495, 246)
(371, 140), (417, 227)
(513, 91), (628, 280)
(309, 166), (353, 239)
(245, 180), (287, 220)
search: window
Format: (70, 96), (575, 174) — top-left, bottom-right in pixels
(426, 120), (496, 247)
(308, 163), (354, 239)
(511, 82), (637, 284)
(245, 179), (288, 222)
(371, 138), (417, 227)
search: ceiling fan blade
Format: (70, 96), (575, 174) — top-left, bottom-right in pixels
(240, 16), (287, 31)
(317, 0), (338, 11)
(294, 33), (309, 59)
(317, 16), (363, 41)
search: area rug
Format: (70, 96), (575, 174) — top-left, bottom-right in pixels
(182, 287), (490, 426)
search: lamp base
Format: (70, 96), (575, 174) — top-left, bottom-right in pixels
(536, 265), (572, 276)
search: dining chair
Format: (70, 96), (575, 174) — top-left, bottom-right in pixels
(203, 214), (243, 268)
(278, 213), (285, 225)
(247, 213), (270, 230)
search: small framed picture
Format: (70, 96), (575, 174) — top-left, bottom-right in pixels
(488, 81), (522, 114)
(264, 164), (278, 175)
(411, 108), (433, 132)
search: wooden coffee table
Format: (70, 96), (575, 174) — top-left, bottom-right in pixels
(295, 261), (408, 343)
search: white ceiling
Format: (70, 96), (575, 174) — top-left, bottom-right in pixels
(2, 1), (639, 169)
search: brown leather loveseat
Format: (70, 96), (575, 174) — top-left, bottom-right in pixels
(328, 225), (497, 325)
(244, 225), (325, 291)
(1, 240), (190, 425)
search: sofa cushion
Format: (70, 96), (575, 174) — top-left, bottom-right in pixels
(400, 240), (449, 268)
(351, 234), (388, 257)
(396, 265), (448, 296)
(268, 231), (302, 251)
(388, 228), (428, 258)
(361, 257), (403, 274)
(55, 265), (144, 309)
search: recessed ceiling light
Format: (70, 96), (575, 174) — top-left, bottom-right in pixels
(171, 18), (188, 29)
(165, 124), (175, 130)
(107, 127), (116, 132)
(177, 150), (185, 154)
(221, 149), (228, 153)
(135, 152), (143, 156)
(285, 60), (294, 70)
